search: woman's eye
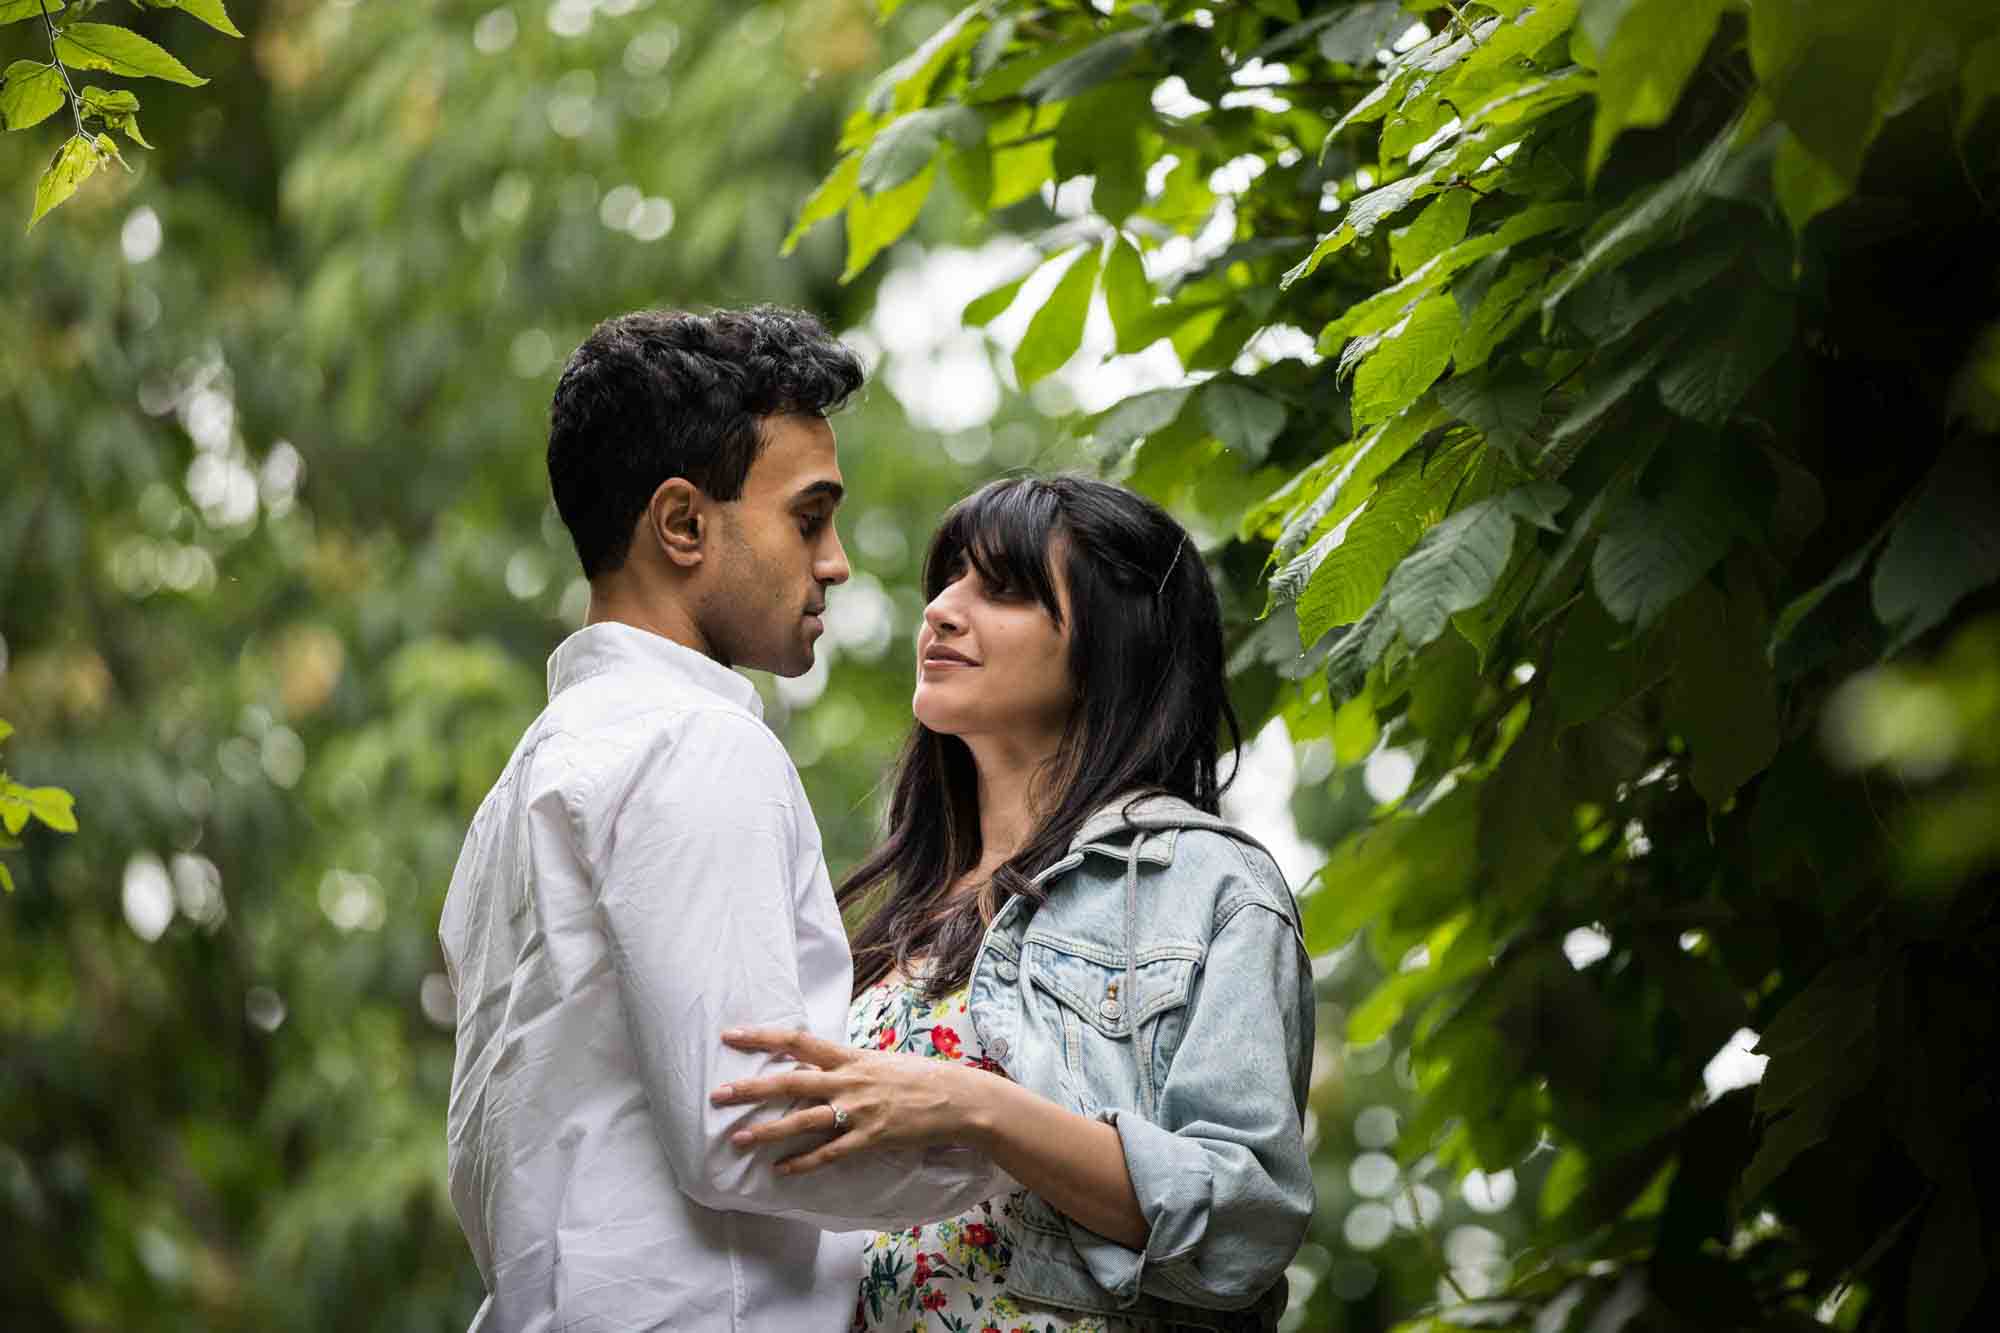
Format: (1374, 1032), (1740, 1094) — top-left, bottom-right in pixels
(800, 513), (828, 536)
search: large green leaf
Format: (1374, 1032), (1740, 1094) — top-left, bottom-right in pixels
(1585, 0), (1729, 179)
(1454, 258), (1553, 372)
(1591, 461), (1739, 630)
(1379, 483), (1570, 652)
(841, 161), (934, 281)
(29, 131), (103, 228)
(1655, 285), (1795, 425)
(1663, 569), (1779, 807)
(1294, 445), (1476, 646)
(1271, 398), (1447, 566)
(1281, 160), (1454, 289)
(1389, 190), (1472, 278)
(0, 59), (64, 131)
(1870, 440), (2000, 654)
(1012, 245), (1101, 385)
(1100, 234), (1153, 348)
(783, 152), (860, 254)
(1353, 295), (1460, 425)
(1021, 27), (1149, 103)
(55, 22), (206, 86)
(1200, 379), (1287, 464)
(0, 1), (64, 24)
(163, 0), (242, 39)
(1090, 386), (1192, 455)
(1052, 81), (1149, 224)
(1747, 0), (1891, 185)
(859, 106), (982, 194)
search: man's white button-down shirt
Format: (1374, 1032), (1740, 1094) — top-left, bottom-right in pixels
(441, 622), (999, 1332)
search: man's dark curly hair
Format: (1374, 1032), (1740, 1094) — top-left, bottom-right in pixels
(547, 306), (865, 579)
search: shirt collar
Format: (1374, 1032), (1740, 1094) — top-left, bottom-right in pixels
(545, 621), (764, 720)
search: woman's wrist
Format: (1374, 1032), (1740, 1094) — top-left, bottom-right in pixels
(944, 1063), (1008, 1149)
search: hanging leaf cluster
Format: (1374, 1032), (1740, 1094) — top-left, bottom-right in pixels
(807, 1), (2000, 1328)
(0, 0), (238, 228)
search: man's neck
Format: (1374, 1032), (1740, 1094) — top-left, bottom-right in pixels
(585, 580), (714, 662)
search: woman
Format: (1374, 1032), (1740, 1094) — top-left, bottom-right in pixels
(711, 476), (1315, 1331)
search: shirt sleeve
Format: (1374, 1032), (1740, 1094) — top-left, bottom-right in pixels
(588, 707), (1009, 1230)
(1070, 866), (1317, 1309)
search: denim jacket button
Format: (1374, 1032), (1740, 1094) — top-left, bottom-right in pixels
(989, 1037), (1009, 1063)
(995, 959), (1019, 983)
(1100, 998), (1121, 1020)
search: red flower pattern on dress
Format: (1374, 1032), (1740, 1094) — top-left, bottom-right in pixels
(921, 1289), (949, 1312)
(963, 1222), (996, 1249)
(929, 1025), (962, 1059)
(875, 1025), (897, 1050)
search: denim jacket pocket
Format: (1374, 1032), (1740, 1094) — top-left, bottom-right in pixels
(1023, 936), (1201, 1113)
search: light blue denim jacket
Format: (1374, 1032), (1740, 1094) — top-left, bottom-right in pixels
(966, 794), (1316, 1330)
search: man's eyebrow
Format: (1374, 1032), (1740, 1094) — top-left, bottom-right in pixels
(792, 480), (845, 506)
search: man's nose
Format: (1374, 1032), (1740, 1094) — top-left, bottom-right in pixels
(817, 527), (850, 587)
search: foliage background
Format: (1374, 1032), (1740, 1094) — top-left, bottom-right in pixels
(3, 2), (1998, 1331)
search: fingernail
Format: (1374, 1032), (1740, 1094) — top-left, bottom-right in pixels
(711, 1085), (732, 1103)
(731, 1131), (751, 1146)
(721, 1029), (745, 1041)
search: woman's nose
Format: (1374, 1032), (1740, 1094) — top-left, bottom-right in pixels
(923, 589), (962, 636)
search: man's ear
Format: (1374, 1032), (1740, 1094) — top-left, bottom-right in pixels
(648, 478), (705, 569)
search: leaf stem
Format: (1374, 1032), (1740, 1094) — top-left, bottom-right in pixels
(38, 0), (88, 141)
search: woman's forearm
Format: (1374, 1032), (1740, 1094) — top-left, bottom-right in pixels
(954, 1069), (1149, 1250)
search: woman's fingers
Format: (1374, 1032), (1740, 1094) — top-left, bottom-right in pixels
(776, 1126), (867, 1176)
(709, 1068), (841, 1106)
(720, 1026), (854, 1069)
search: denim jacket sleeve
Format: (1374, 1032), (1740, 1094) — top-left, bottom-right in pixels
(1071, 880), (1316, 1309)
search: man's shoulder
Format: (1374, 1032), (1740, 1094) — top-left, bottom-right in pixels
(537, 670), (790, 788)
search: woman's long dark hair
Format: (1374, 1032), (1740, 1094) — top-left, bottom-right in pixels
(841, 475), (1240, 998)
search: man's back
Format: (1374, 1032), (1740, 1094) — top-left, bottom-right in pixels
(440, 623), (862, 1331)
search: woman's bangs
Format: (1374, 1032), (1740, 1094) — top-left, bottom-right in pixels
(928, 483), (1064, 619)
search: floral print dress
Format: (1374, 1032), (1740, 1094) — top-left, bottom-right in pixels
(846, 975), (1149, 1333)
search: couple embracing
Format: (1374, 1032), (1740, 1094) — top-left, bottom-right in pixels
(439, 307), (1315, 1332)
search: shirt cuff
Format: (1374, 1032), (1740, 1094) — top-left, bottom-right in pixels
(1064, 1108), (1213, 1304)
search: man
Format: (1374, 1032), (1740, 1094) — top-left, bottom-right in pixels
(440, 307), (998, 1331)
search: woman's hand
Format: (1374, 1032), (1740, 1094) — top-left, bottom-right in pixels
(710, 1027), (994, 1175)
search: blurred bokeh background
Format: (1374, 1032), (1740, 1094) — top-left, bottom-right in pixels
(0, 2), (1505, 1327)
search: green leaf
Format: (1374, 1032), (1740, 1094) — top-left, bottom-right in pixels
(1463, 66), (1598, 132)
(1549, 590), (1663, 729)
(1012, 245), (1100, 385)
(1273, 398), (1448, 566)
(1655, 286), (1794, 426)
(1315, 1), (1407, 66)
(1100, 234), (1152, 350)
(1331, 688), (1379, 767)
(1591, 464), (1737, 630)
(1021, 28), (1147, 104)
(1585, 0), (1728, 180)
(55, 23), (208, 87)
(162, 0), (243, 39)
(841, 161), (934, 281)
(1870, 440), (2000, 654)
(1300, 786), (1480, 954)
(1748, 0), (1890, 185)
(1353, 295), (1460, 425)
(1907, 1180), (1986, 1333)
(0, 1), (64, 24)
(1282, 160), (1454, 289)
(23, 785), (75, 833)
(1769, 525), (1887, 661)
(1663, 569), (1778, 807)
(1959, 32), (2000, 139)
(1053, 81), (1149, 224)
(1772, 127), (1850, 233)
(1201, 379), (1287, 464)
(29, 131), (102, 228)
(860, 106), (981, 194)
(0, 59), (63, 131)
(0, 860), (13, 893)
(0, 792), (26, 836)
(1454, 258), (1552, 372)
(1381, 484), (1571, 652)
(784, 152), (860, 254)
(1090, 386), (1191, 454)
(1295, 445), (1475, 646)
(1437, 365), (1543, 458)
(961, 266), (1032, 327)
(0, 718), (13, 743)
(79, 84), (150, 147)
(1389, 190), (1472, 279)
